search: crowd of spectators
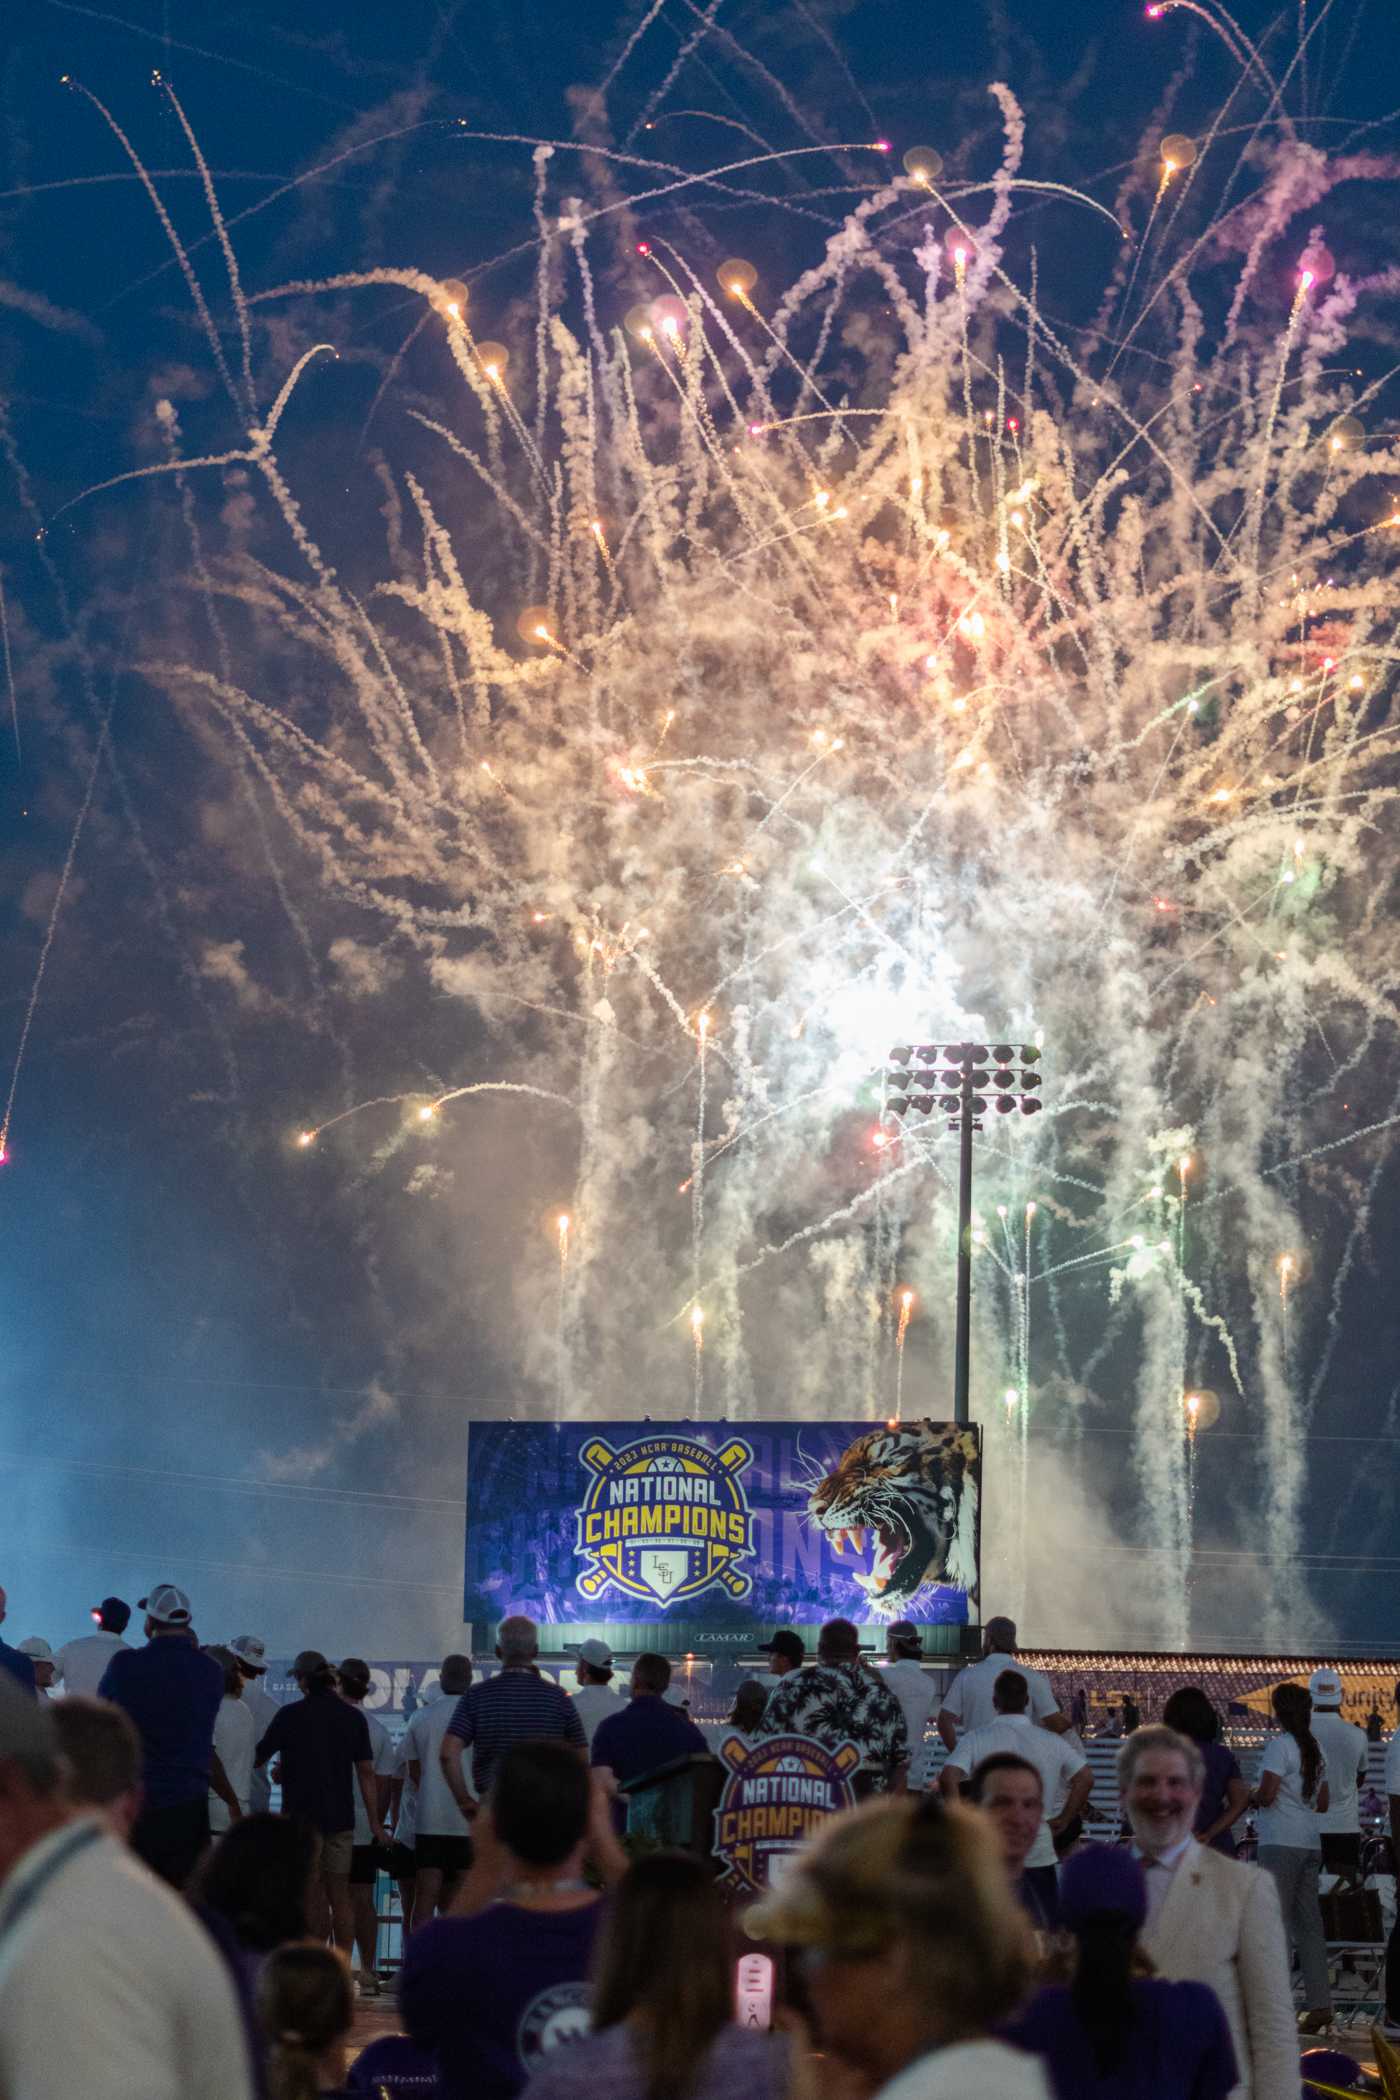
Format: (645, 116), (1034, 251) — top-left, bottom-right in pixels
(2, 1580), (1399, 2100)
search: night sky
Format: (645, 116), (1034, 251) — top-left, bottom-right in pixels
(3, 0), (1399, 1658)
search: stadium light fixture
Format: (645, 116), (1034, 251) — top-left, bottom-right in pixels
(884, 1041), (1046, 1426)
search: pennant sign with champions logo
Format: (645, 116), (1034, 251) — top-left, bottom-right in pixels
(712, 1731), (860, 1896)
(574, 1431), (757, 1610)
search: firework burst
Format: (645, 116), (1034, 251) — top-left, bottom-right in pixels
(35, 42), (1400, 1646)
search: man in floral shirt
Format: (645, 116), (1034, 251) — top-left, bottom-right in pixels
(760, 1618), (909, 1793)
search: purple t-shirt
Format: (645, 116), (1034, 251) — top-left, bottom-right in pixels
(1009, 1978), (1237, 2100)
(520, 2023), (788, 2100)
(399, 1900), (602, 2100)
(345, 2033), (438, 2093)
(1194, 1740), (1244, 1855)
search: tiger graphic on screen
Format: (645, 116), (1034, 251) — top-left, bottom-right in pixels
(807, 1421), (980, 1616)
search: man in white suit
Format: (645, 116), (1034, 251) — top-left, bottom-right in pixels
(1121, 1725), (1297, 2100)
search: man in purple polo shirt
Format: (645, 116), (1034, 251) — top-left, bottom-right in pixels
(97, 1584), (234, 1889)
(438, 1616), (583, 1815)
(590, 1652), (708, 1786)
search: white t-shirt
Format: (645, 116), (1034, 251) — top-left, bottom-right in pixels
(881, 1659), (938, 1785)
(209, 1697), (256, 1834)
(394, 1733), (418, 1850)
(54, 1631), (129, 1697)
(0, 1819), (255, 2100)
(879, 2039), (1051, 2100)
(940, 1655), (1059, 1737)
(1385, 1730), (1400, 1802)
(945, 1712), (1087, 1869)
(240, 1680), (281, 1813)
(1257, 1733), (1326, 1849)
(350, 1709), (399, 1844)
(1312, 1711), (1368, 1834)
(401, 1689), (475, 1838)
(570, 1682), (626, 1746)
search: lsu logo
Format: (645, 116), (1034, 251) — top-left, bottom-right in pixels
(574, 1432), (756, 1610)
(713, 1732), (860, 1895)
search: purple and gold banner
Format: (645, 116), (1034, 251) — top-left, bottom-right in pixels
(463, 1418), (980, 1627)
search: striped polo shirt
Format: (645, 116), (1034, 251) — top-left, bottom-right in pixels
(444, 1668), (585, 1792)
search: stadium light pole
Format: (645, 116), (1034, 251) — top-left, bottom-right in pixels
(884, 1043), (1044, 1427)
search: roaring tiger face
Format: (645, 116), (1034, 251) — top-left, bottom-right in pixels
(807, 1421), (980, 1617)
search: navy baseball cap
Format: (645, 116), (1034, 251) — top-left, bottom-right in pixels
(1058, 1845), (1148, 1931)
(763, 1631), (805, 1666)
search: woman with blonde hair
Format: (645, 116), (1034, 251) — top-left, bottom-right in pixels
(747, 1793), (1049, 2099)
(257, 1941), (355, 2100)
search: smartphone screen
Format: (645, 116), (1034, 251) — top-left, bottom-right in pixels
(735, 1951), (775, 2030)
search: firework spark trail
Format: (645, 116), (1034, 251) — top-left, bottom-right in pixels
(0, 576), (17, 769)
(691, 1010), (710, 1328)
(43, 0), (358, 113)
(61, 77), (245, 417)
(0, 387), (246, 1163)
(556, 1211), (572, 1419)
(1104, 158), (1180, 384)
(1021, 1205), (1035, 1371)
(48, 50), (1400, 1638)
(601, 0), (669, 100)
(155, 76), (256, 415)
(1185, 1393), (1201, 1602)
(893, 1288), (914, 1422)
(296, 1082), (580, 1148)
(42, 445), (259, 535)
(160, 408), (353, 1106)
(625, 0), (724, 150)
(1, 695), (114, 1164)
(1020, 1205), (1035, 1572)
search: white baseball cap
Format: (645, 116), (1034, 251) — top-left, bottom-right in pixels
(17, 1638), (53, 1663)
(228, 1635), (267, 1673)
(1309, 1668), (1344, 1705)
(139, 1584), (192, 1627)
(568, 1639), (613, 1669)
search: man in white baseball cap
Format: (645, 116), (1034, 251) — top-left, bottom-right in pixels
(228, 1637), (280, 1813)
(16, 1641), (56, 1698)
(1309, 1668), (1368, 1880)
(568, 1640), (624, 1746)
(97, 1586), (232, 1887)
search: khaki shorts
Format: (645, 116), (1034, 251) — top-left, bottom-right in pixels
(320, 1830), (354, 1878)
